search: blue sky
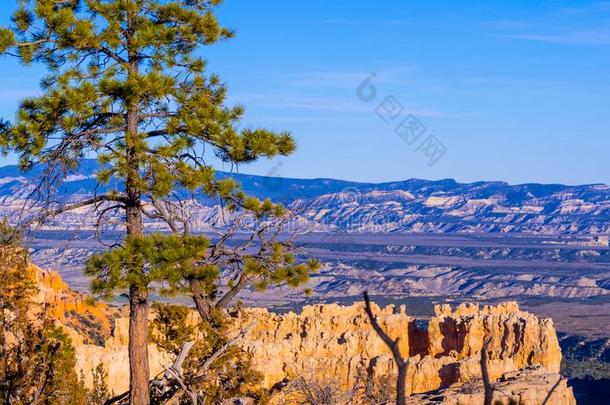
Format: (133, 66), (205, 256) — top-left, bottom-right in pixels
(1, 0), (610, 185)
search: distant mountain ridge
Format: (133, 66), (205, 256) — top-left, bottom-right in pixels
(1, 159), (610, 235)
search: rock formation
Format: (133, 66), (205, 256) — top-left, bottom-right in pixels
(231, 301), (565, 398)
(1, 247), (110, 337)
(32, 264), (111, 330)
(18, 258), (575, 404)
(409, 366), (575, 404)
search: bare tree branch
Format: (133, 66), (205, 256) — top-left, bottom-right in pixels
(104, 342), (198, 405)
(199, 322), (256, 374)
(363, 292), (409, 405)
(481, 337), (494, 405)
(24, 194), (126, 227)
(541, 376), (563, 405)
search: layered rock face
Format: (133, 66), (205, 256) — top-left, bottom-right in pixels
(1, 247), (110, 340)
(19, 259), (574, 404)
(17, 259), (172, 392)
(71, 301), (572, 404)
(75, 316), (172, 393)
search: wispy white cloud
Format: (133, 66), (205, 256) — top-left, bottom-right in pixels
(233, 93), (456, 118)
(281, 71), (370, 88)
(235, 93), (372, 113)
(308, 18), (412, 26)
(557, 1), (610, 15)
(280, 67), (417, 89)
(485, 2), (610, 47)
(482, 19), (536, 30)
(506, 31), (610, 46)
(241, 116), (317, 125)
(310, 18), (355, 24)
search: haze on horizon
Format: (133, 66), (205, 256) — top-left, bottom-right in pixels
(1, 0), (609, 186)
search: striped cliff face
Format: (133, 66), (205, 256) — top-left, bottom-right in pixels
(0, 248), (113, 345)
(2, 159), (610, 236)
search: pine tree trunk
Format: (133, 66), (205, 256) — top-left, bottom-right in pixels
(215, 273), (248, 310)
(189, 279), (212, 322)
(126, 92), (150, 403)
(126, 176), (150, 405)
(128, 283), (150, 405)
(126, 174), (150, 405)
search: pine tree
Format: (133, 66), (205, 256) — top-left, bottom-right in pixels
(0, 240), (89, 404)
(0, 2), (316, 404)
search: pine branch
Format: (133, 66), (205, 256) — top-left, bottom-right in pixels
(214, 271), (249, 310)
(12, 39), (49, 47)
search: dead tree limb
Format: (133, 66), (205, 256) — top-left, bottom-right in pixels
(481, 337), (494, 405)
(199, 321), (256, 373)
(541, 376), (563, 405)
(104, 342), (197, 405)
(363, 292), (409, 405)
(102, 391), (128, 405)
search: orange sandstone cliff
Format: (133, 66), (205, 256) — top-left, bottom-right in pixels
(232, 302), (573, 404)
(28, 262), (113, 345)
(23, 258), (575, 405)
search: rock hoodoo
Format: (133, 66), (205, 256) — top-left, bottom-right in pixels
(233, 301), (564, 398)
(20, 257), (574, 404)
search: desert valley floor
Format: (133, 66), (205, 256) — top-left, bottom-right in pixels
(28, 230), (610, 337)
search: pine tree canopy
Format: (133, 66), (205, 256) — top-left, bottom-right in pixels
(0, 0), (319, 302)
(0, 2), (319, 402)
(0, 0), (295, 205)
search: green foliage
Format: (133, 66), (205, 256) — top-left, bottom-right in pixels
(90, 362), (112, 404)
(0, 0), (312, 308)
(86, 233), (210, 298)
(0, 247), (36, 332)
(561, 337), (610, 380)
(0, 0), (295, 197)
(245, 247), (320, 293)
(150, 303), (264, 404)
(0, 29), (14, 54)
(0, 1), (319, 402)
(85, 230), (319, 305)
(150, 302), (196, 355)
(562, 358), (610, 380)
(0, 246), (89, 404)
(0, 218), (21, 247)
